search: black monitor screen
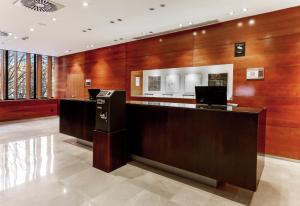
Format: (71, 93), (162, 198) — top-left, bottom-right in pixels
(195, 86), (227, 105)
(88, 89), (101, 100)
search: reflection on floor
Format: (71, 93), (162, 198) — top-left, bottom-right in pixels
(0, 117), (299, 206)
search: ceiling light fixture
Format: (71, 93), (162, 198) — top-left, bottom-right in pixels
(149, 8), (155, 11)
(249, 19), (255, 25)
(110, 21), (115, 24)
(90, 44), (94, 47)
(237, 22), (243, 27)
(202, 30), (206, 34)
(117, 19), (123, 22)
(8, 33), (13, 36)
(179, 24), (183, 28)
(160, 4), (165, 7)
(52, 17), (57, 21)
(14, 36), (18, 39)
(65, 50), (71, 53)
(243, 8), (248, 12)
(229, 11), (234, 15)
(30, 28), (34, 32)
(83, 1), (88, 7)
(193, 31), (198, 36)
(189, 21), (193, 25)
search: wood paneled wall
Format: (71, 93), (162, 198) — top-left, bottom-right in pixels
(55, 6), (300, 160)
(0, 99), (58, 122)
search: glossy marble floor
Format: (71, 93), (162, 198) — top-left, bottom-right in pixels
(0, 117), (299, 206)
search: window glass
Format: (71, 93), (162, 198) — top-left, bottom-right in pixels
(7, 51), (16, 99)
(16, 52), (26, 98)
(30, 54), (35, 98)
(41, 56), (48, 98)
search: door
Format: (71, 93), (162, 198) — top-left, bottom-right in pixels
(66, 73), (84, 98)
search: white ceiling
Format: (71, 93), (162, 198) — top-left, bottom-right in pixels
(0, 0), (300, 57)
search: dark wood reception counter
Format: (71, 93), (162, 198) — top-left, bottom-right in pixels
(60, 99), (96, 143)
(126, 101), (266, 191)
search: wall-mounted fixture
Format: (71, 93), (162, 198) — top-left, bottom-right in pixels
(247, 68), (264, 80)
(235, 42), (246, 57)
(85, 79), (92, 87)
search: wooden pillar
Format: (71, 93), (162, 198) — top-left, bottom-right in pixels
(36, 55), (42, 99)
(47, 56), (52, 98)
(0, 50), (3, 100)
(26, 53), (31, 99)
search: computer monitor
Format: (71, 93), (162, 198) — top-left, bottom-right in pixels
(195, 86), (227, 105)
(88, 89), (101, 100)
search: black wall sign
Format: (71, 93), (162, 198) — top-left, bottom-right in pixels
(235, 42), (246, 57)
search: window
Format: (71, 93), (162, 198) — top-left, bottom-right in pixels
(16, 52), (26, 98)
(7, 51), (16, 99)
(1, 50), (52, 100)
(30, 54), (36, 98)
(41, 56), (48, 98)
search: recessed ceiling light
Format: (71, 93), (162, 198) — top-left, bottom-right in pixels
(249, 19), (255, 25)
(83, 1), (88, 7)
(149, 31), (154, 34)
(117, 19), (123, 22)
(189, 22), (193, 25)
(149, 8), (155, 11)
(87, 28), (92, 31)
(8, 33), (12, 36)
(160, 4), (165, 7)
(229, 11), (234, 15)
(237, 22), (243, 27)
(243, 8), (248, 12)
(159, 38), (163, 42)
(14, 36), (18, 39)
(82, 30), (87, 32)
(202, 30), (206, 34)
(90, 44), (94, 47)
(193, 32), (198, 36)
(52, 17), (57, 21)
(179, 24), (183, 28)
(110, 21), (115, 24)
(30, 28), (34, 32)
(65, 50), (71, 53)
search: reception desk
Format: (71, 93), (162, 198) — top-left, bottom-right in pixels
(59, 99), (266, 191)
(59, 99), (96, 143)
(126, 101), (266, 191)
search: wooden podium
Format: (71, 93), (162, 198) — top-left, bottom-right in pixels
(93, 130), (127, 173)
